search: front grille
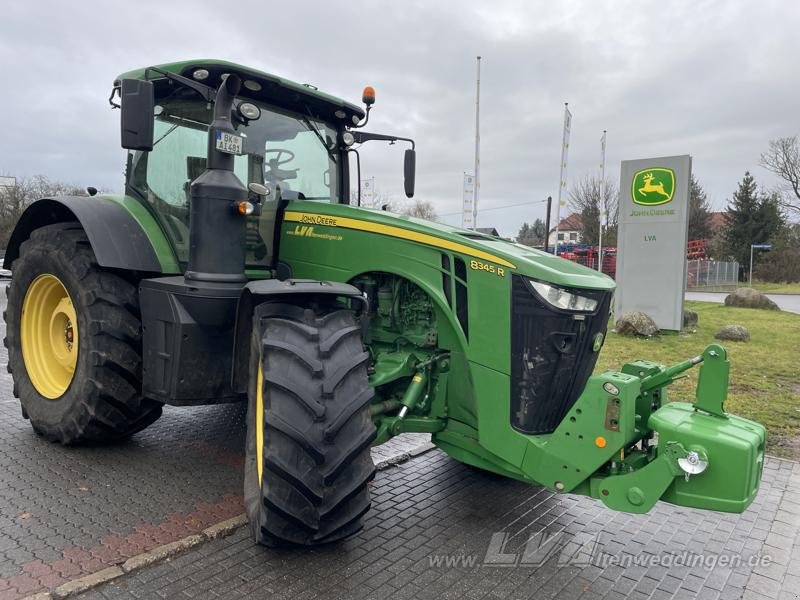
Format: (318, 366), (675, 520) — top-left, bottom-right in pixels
(510, 275), (612, 434)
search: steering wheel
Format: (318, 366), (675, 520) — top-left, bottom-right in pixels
(265, 149), (295, 166)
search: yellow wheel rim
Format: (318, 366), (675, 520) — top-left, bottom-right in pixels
(256, 363), (264, 484)
(20, 274), (79, 399)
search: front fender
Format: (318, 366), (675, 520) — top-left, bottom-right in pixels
(3, 195), (179, 273)
(231, 279), (365, 393)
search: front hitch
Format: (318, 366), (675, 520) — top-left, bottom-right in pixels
(522, 344), (766, 514)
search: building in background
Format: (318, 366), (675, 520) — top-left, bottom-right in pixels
(547, 213), (583, 247)
(475, 226), (499, 237)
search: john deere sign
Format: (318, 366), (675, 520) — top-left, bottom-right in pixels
(616, 155), (691, 331)
(632, 168), (675, 206)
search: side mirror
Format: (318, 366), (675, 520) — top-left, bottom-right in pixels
(404, 149), (416, 198)
(120, 79), (154, 151)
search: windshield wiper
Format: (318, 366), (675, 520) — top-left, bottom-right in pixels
(301, 111), (337, 163)
(153, 114), (208, 147)
(153, 123), (179, 147)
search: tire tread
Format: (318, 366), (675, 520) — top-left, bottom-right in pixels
(246, 302), (377, 546)
(3, 222), (161, 444)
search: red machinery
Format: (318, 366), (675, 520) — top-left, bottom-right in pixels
(553, 240), (709, 280)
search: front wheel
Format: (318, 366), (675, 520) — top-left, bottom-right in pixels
(244, 302), (376, 546)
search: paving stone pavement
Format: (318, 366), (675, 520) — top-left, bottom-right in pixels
(0, 295), (430, 600)
(75, 451), (800, 600)
(1, 289), (799, 600)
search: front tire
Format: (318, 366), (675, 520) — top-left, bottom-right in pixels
(244, 302), (376, 546)
(4, 223), (162, 444)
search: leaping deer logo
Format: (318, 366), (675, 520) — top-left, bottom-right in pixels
(638, 172), (671, 199)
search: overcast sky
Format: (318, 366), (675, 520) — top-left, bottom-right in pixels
(1, 0), (797, 237)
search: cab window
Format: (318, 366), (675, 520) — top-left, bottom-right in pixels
(128, 91), (340, 267)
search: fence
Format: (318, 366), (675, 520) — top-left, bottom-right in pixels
(687, 260), (739, 289)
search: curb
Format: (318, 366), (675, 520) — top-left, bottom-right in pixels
(24, 441), (437, 599)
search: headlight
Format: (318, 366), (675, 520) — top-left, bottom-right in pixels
(528, 280), (598, 312)
(238, 102), (261, 121)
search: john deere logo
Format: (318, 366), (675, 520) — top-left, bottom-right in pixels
(632, 168), (675, 206)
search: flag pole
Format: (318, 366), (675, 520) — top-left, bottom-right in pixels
(473, 56), (481, 230)
(598, 130), (607, 271)
(554, 102), (571, 255)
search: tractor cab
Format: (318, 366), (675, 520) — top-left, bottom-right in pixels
(117, 60), (362, 270)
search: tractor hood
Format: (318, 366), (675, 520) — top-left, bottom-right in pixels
(283, 201), (615, 292)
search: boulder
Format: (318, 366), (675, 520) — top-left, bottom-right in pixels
(715, 324), (750, 342)
(682, 310), (699, 329)
(724, 287), (780, 311)
(615, 312), (659, 337)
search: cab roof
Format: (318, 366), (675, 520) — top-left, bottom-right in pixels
(115, 59), (365, 125)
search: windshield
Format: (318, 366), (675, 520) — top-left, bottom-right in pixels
(128, 89), (341, 266)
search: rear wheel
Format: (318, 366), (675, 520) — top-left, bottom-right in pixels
(244, 302), (376, 546)
(4, 223), (162, 444)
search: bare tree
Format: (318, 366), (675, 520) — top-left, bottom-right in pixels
(400, 199), (438, 221)
(348, 187), (393, 209)
(0, 175), (87, 248)
(568, 174), (619, 245)
(760, 136), (800, 215)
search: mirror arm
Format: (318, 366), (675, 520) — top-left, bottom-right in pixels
(351, 131), (415, 150)
(109, 85), (121, 109)
(348, 148), (362, 206)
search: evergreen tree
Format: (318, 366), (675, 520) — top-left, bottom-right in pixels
(722, 172), (785, 278)
(688, 174), (712, 240)
(517, 222), (531, 244)
(530, 218), (546, 245)
(517, 220), (546, 246)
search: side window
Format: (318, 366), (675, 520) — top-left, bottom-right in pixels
(148, 120), (249, 206)
(144, 120), (249, 263)
(129, 98), (340, 269)
(147, 121), (206, 206)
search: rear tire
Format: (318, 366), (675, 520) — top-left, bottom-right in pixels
(244, 302), (376, 546)
(4, 223), (162, 444)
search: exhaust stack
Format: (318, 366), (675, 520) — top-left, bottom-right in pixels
(184, 74), (248, 284)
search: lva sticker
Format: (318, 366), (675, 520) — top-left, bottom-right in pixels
(631, 168), (675, 206)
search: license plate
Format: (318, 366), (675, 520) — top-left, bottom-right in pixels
(215, 131), (243, 155)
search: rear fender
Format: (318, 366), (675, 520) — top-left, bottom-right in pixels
(3, 196), (179, 273)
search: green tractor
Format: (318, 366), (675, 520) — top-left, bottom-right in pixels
(4, 60), (766, 546)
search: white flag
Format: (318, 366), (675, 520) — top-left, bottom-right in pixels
(462, 173), (475, 229)
(553, 103), (572, 252)
(558, 105), (572, 208)
(599, 130), (607, 226)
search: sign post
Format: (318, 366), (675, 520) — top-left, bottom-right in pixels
(616, 155), (692, 331)
(473, 56), (481, 230)
(362, 177), (375, 208)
